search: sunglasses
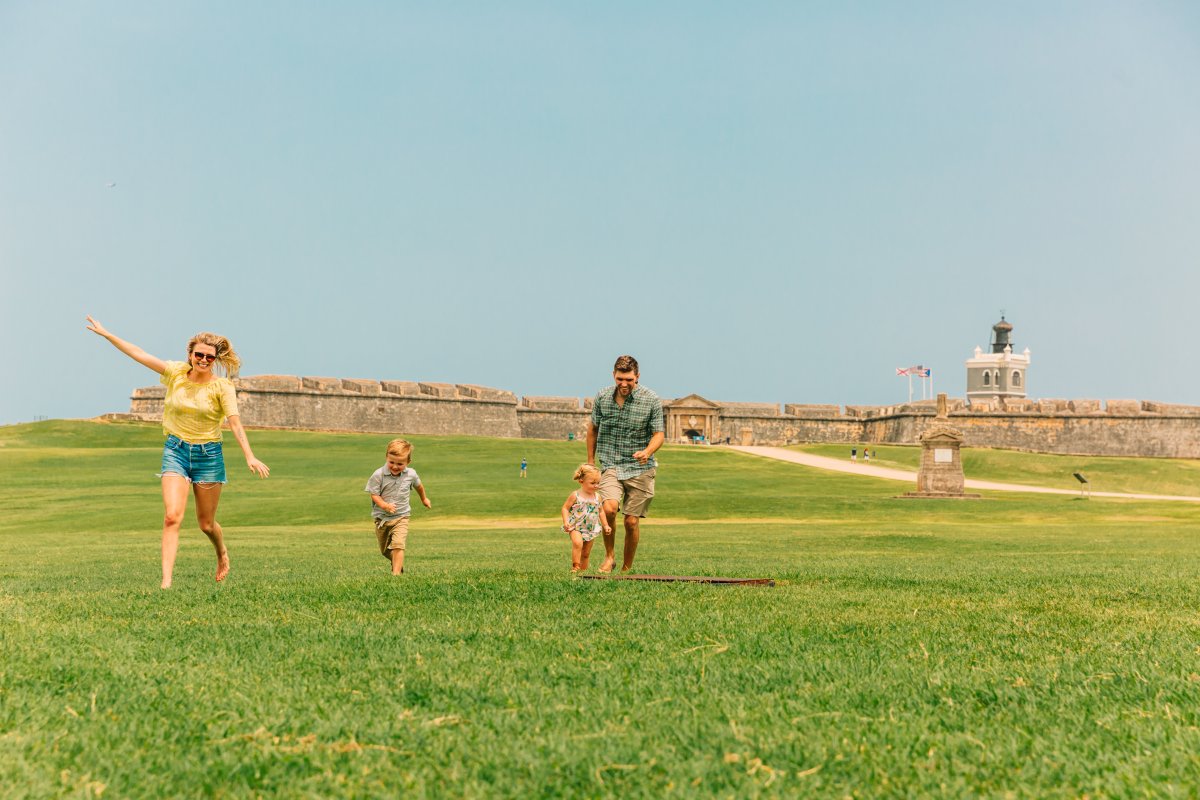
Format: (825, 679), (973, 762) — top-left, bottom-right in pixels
(192, 352), (218, 362)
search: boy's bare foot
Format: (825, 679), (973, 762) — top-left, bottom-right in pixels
(215, 550), (230, 582)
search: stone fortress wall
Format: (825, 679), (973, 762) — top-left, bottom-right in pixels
(126, 376), (593, 442)
(123, 376), (1200, 458)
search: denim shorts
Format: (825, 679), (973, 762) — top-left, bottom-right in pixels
(160, 435), (227, 484)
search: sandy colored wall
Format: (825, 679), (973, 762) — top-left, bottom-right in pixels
(126, 378), (1200, 457)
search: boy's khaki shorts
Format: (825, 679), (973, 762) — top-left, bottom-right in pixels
(374, 516), (410, 557)
(599, 468), (656, 518)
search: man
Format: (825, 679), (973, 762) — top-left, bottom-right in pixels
(586, 355), (665, 573)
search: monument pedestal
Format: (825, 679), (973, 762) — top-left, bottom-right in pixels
(902, 394), (981, 499)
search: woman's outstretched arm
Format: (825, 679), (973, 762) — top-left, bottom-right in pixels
(86, 316), (167, 375)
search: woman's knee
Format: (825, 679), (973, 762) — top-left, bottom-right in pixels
(163, 510), (185, 529)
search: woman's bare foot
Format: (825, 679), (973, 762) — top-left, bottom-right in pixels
(215, 550), (230, 582)
(161, 580), (172, 589)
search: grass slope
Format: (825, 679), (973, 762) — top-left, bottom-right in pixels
(2, 421), (1199, 798)
(791, 443), (1200, 497)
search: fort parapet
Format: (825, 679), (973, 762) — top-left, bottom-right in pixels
(129, 378), (594, 441)
(123, 378), (1200, 458)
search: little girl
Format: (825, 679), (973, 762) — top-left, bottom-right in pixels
(560, 464), (611, 572)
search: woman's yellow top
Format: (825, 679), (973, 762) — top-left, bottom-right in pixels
(160, 361), (239, 443)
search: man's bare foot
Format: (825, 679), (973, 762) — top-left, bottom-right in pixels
(620, 564), (633, 573)
(599, 559), (614, 573)
(215, 550), (230, 582)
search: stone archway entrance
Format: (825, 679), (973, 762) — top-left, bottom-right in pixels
(663, 394), (721, 444)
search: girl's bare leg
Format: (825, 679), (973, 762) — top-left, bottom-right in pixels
(570, 530), (584, 571)
(193, 482), (229, 582)
(161, 475), (191, 588)
(579, 539), (595, 572)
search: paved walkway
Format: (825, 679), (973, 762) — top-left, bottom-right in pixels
(727, 445), (1200, 503)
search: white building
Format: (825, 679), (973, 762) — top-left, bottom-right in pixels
(965, 316), (1030, 403)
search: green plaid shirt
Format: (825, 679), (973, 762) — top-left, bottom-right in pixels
(590, 385), (664, 479)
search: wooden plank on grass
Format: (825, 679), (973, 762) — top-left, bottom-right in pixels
(579, 574), (775, 586)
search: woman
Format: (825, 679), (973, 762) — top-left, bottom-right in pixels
(86, 316), (270, 588)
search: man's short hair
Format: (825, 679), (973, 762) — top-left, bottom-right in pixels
(613, 355), (639, 374)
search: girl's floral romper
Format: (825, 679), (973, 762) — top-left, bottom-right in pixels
(565, 490), (603, 541)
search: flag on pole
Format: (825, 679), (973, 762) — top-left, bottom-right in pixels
(896, 367), (909, 376)
(918, 368), (931, 377)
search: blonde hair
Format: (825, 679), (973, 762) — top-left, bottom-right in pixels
(386, 438), (413, 460)
(188, 332), (241, 378)
(573, 463), (601, 483)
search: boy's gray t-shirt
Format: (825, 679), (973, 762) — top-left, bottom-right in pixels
(366, 465), (421, 519)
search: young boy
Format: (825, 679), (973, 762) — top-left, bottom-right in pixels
(365, 438), (432, 575)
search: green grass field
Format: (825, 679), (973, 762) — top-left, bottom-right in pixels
(3, 421), (1199, 798)
(790, 443), (1200, 497)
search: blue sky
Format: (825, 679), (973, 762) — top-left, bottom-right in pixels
(3, 2), (1198, 424)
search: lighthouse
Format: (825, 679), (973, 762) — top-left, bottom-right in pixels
(965, 316), (1030, 403)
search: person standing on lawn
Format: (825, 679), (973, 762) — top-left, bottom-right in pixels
(86, 316), (270, 588)
(366, 438), (432, 575)
(586, 354), (664, 573)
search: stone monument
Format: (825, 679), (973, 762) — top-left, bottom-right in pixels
(904, 393), (980, 499)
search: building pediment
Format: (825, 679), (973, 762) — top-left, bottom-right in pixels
(664, 394), (721, 410)
(919, 426), (965, 444)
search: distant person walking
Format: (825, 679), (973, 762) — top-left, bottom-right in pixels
(587, 355), (664, 573)
(86, 316), (269, 588)
(520, 457), (527, 478)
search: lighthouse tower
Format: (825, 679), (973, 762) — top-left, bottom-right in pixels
(966, 316), (1031, 403)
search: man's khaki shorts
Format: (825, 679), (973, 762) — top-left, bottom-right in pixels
(599, 468), (656, 518)
(374, 516), (410, 557)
